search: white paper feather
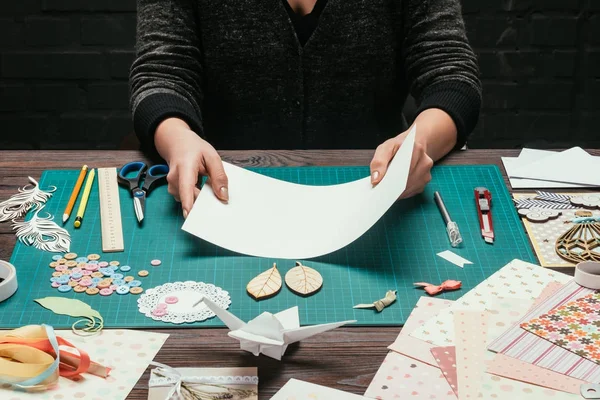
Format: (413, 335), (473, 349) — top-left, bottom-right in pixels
(12, 206), (70, 253)
(0, 176), (56, 223)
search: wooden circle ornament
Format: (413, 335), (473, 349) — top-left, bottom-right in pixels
(285, 262), (323, 296)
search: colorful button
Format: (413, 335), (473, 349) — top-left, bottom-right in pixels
(62, 271), (72, 275)
(116, 285), (130, 295)
(112, 278), (125, 286)
(165, 296), (178, 304)
(51, 281), (61, 288)
(74, 286), (86, 293)
(65, 261), (78, 268)
(49, 262), (58, 268)
(58, 285), (72, 292)
(86, 287), (99, 295)
(77, 262), (87, 268)
(71, 272), (83, 280)
(151, 308), (167, 317)
(57, 276), (70, 284)
(85, 264), (99, 271)
(76, 257), (88, 263)
(138, 270), (149, 277)
(91, 272), (103, 278)
(91, 277), (102, 283)
(68, 280), (78, 287)
(87, 260), (99, 264)
(51, 272), (62, 277)
(150, 259), (162, 266)
(87, 254), (100, 261)
(99, 288), (113, 296)
(109, 261), (120, 266)
(81, 270), (93, 276)
(52, 255), (63, 261)
(110, 285), (118, 291)
(111, 273), (124, 280)
(129, 280), (142, 287)
(64, 253), (77, 260)
(89, 282), (98, 288)
(120, 265), (131, 272)
(72, 267), (82, 274)
(99, 268), (113, 276)
(97, 280), (111, 289)
(57, 258), (67, 264)
(55, 265), (67, 272)
(124, 276), (134, 282)
(98, 261), (109, 267)
(129, 287), (143, 294)
(78, 280), (92, 287)
(156, 303), (168, 310)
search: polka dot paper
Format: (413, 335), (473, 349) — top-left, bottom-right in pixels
(431, 346), (459, 397)
(454, 310), (489, 399)
(0, 329), (169, 400)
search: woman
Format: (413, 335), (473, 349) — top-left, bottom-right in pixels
(130, 0), (481, 218)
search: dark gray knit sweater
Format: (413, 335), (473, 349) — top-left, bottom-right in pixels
(130, 0), (481, 151)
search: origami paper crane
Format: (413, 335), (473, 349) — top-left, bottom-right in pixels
(199, 297), (356, 360)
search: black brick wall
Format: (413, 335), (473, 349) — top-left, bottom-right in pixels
(0, 0), (598, 150)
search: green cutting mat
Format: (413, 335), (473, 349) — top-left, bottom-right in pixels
(1, 165), (536, 328)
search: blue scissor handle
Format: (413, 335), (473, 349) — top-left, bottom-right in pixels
(118, 161), (147, 191)
(142, 164), (169, 193)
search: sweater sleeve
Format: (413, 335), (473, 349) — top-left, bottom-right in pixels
(402, 0), (482, 149)
(129, 0), (204, 153)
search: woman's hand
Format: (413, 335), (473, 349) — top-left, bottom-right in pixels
(370, 128), (433, 198)
(155, 118), (229, 218)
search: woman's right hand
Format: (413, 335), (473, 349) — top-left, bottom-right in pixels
(154, 118), (229, 219)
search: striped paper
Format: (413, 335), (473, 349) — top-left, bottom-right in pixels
(514, 199), (576, 210)
(535, 191), (572, 204)
(487, 280), (600, 382)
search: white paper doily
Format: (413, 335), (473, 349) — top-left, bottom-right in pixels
(137, 281), (231, 324)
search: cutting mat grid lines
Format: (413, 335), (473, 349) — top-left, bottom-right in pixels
(1, 165), (536, 328)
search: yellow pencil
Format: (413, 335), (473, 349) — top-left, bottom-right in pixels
(63, 164), (88, 223)
(74, 168), (96, 229)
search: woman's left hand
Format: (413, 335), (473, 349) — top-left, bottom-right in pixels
(369, 128), (434, 199)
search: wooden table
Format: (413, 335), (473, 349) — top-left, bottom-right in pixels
(0, 148), (597, 399)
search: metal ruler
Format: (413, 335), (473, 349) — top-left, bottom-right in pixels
(98, 167), (124, 252)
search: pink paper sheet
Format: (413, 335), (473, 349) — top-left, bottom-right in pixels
(431, 346), (458, 397)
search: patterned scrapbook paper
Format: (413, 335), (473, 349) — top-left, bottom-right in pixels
(531, 281), (565, 308)
(410, 259), (571, 346)
(364, 351), (456, 400)
(488, 280), (600, 382)
(388, 297), (454, 366)
(271, 379), (366, 399)
(521, 291), (600, 365)
(487, 354), (585, 395)
(455, 311), (489, 399)
(431, 346), (458, 397)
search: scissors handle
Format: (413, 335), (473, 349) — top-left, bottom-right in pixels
(142, 164), (169, 193)
(118, 161), (147, 191)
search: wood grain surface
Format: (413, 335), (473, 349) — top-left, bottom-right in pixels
(1, 148), (596, 399)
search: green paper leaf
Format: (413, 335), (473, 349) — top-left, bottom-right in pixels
(34, 297), (103, 335)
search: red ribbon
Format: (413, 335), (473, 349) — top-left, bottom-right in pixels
(414, 280), (462, 296)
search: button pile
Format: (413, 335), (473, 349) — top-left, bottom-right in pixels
(48, 252), (147, 296)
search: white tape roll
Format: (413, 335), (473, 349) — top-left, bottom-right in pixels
(0, 260), (18, 302)
(574, 261), (600, 290)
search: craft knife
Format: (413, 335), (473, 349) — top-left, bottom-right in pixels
(475, 187), (494, 244)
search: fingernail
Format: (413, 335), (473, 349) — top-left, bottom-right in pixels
(183, 210), (188, 219)
(371, 171), (379, 183)
(220, 187), (229, 202)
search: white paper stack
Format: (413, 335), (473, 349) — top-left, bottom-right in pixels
(502, 147), (600, 189)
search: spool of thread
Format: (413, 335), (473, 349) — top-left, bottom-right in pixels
(0, 260), (18, 302)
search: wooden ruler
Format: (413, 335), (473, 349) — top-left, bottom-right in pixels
(98, 167), (124, 252)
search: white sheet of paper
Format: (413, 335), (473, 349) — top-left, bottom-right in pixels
(502, 149), (592, 189)
(436, 250), (472, 268)
(509, 147), (600, 186)
(182, 127), (416, 259)
(271, 379), (367, 399)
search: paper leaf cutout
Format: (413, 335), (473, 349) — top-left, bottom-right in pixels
(247, 263), (282, 300)
(0, 176), (56, 223)
(12, 206), (71, 253)
(34, 297), (103, 336)
(285, 261), (323, 296)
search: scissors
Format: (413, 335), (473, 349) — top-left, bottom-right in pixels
(118, 161), (169, 223)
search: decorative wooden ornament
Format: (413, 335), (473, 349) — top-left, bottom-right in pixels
(555, 217), (600, 264)
(517, 207), (562, 223)
(246, 263), (282, 300)
(571, 194), (600, 209)
(285, 262), (323, 296)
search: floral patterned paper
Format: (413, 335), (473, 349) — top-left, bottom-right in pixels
(521, 292), (600, 364)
